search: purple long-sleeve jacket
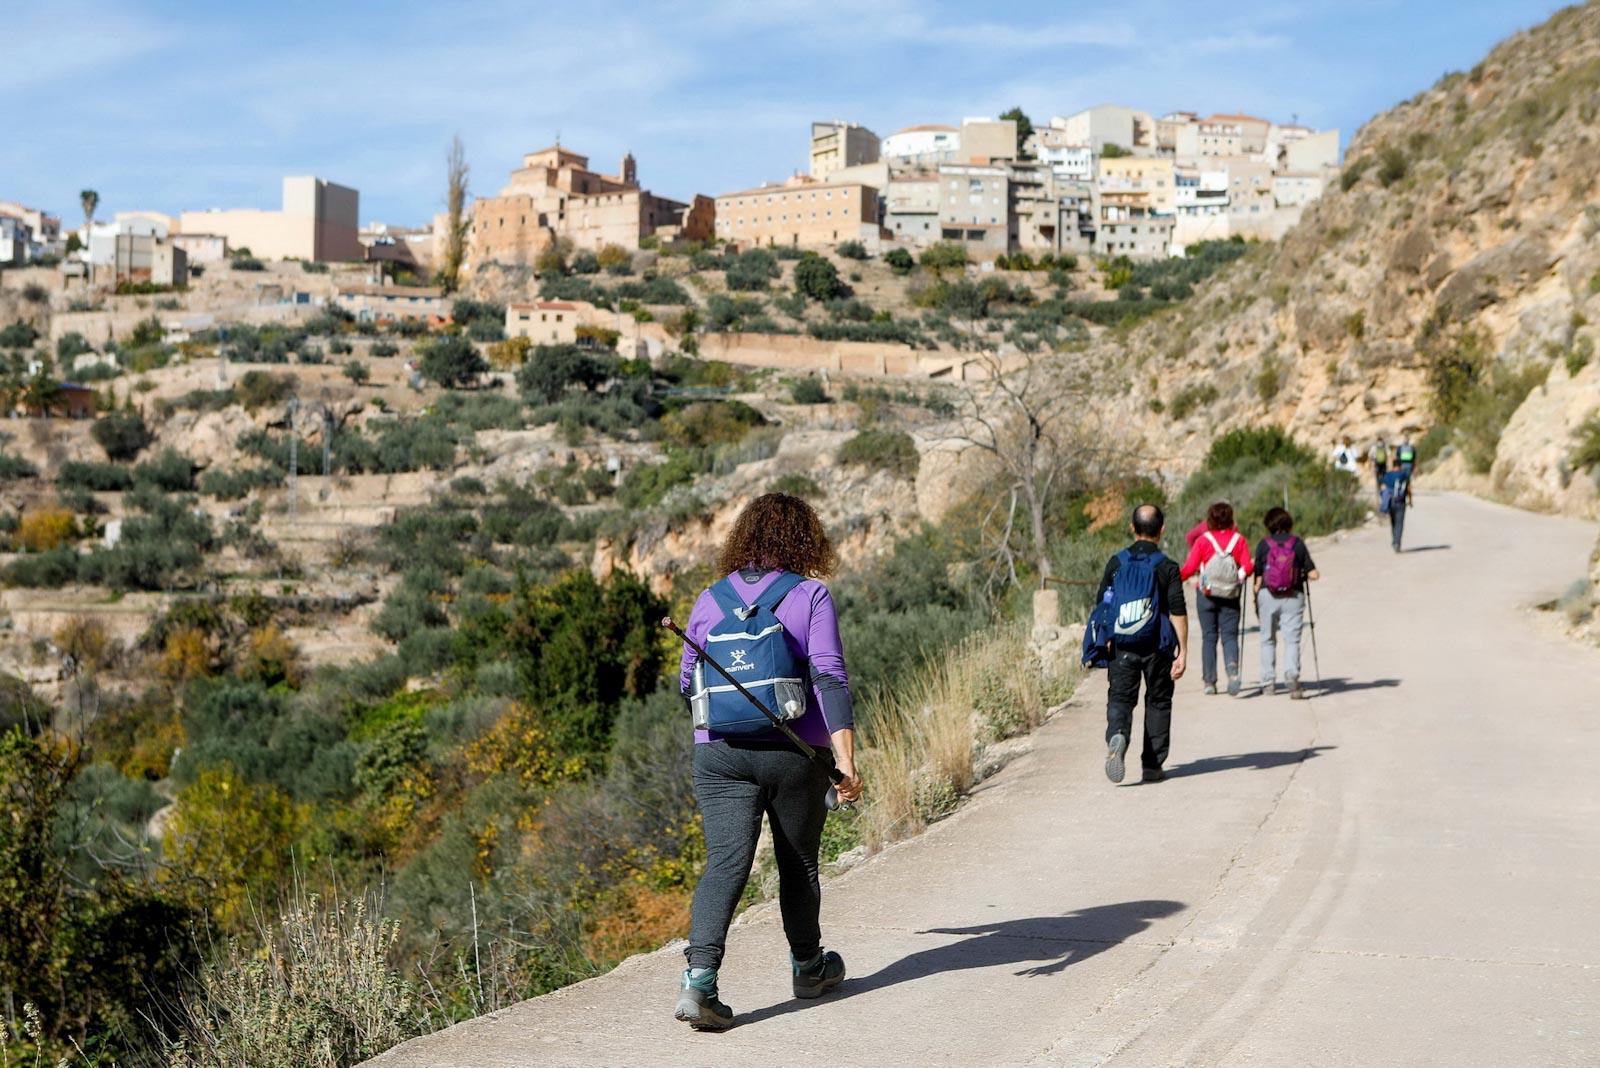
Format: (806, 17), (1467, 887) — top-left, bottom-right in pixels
(679, 568), (854, 748)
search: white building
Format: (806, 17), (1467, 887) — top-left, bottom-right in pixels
(1035, 131), (1095, 182)
(881, 124), (962, 167)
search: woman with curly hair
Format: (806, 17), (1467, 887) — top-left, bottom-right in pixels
(672, 492), (863, 1031)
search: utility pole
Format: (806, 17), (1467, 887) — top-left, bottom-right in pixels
(322, 407), (333, 479)
(288, 396), (299, 520)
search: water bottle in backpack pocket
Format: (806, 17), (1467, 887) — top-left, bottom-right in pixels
(689, 573), (810, 736)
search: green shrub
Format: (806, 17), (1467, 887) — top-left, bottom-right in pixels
(836, 240), (867, 260)
(885, 248), (915, 274)
(793, 255), (844, 301)
(1570, 412), (1600, 471)
(132, 448), (197, 492)
(417, 334), (487, 388)
(725, 248), (780, 291)
(1454, 362), (1549, 473)
(791, 378), (828, 405)
(1255, 354), (1285, 402)
(230, 256), (266, 271)
(371, 339), (400, 358)
(1377, 145), (1409, 187)
(3, 545), (81, 587)
(57, 332), (93, 361)
(770, 473), (822, 498)
(1205, 427), (1310, 470)
(198, 465), (283, 500)
(0, 451), (38, 480)
(1340, 154), (1375, 191)
(237, 369), (296, 411)
(90, 408), (154, 461)
(838, 428), (918, 480)
(1167, 383), (1218, 420)
(919, 241), (968, 272)
(58, 460), (133, 492)
(0, 321), (40, 348)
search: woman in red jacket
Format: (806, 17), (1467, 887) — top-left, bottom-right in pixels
(1180, 501), (1253, 695)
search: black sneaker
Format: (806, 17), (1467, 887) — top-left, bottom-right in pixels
(1141, 768), (1167, 783)
(1105, 733), (1127, 783)
(675, 968), (734, 1031)
(791, 949), (846, 999)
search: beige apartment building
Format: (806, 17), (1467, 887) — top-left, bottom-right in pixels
(179, 176), (362, 262)
(1198, 113), (1271, 157)
(1051, 105), (1154, 156)
(1099, 156), (1175, 219)
(958, 117), (1019, 162)
(714, 177), (878, 248)
(884, 171), (941, 246)
(810, 122), (879, 179)
(469, 145), (710, 270)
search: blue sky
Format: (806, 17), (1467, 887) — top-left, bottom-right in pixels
(3, 0), (1568, 227)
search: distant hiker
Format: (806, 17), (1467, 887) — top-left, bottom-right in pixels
(1180, 501), (1253, 696)
(1395, 436), (1417, 475)
(1371, 437), (1390, 484)
(1380, 466), (1414, 552)
(1331, 438), (1358, 475)
(1095, 504), (1188, 784)
(673, 492), (862, 1031)
(1253, 507), (1321, 699)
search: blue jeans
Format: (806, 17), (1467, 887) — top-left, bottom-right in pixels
(1195, 592), (1241, 685)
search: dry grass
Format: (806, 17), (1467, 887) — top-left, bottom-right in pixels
(858, 623), (1078, 852)
(169, 888), (427, 1068)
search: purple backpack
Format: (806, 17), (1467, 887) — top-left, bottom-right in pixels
(1263, 536), (1300, 595)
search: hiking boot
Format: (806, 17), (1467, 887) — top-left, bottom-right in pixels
(1141, 767), (1167, 783)
(1227, 675), (1242, 697)
(1105, 733), (1127, 783)
(675, 968), (734, 1031)
(791, 949), (846, 999)
(1288, 680), (1307, 701)
(1203, 682), (1218, 695)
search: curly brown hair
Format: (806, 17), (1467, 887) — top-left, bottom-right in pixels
(717, 493), (838, 578)
(1206, 500), (1235, 531)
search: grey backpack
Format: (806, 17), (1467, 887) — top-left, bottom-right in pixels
(1198, 531), (1243, 599)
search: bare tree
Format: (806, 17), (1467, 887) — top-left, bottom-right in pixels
(947, 348), (1101, 592)
(441, 136), (470, 293)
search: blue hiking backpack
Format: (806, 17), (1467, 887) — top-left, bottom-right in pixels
(691, 572), (810, 737)
(1081, 549), (1176, 668)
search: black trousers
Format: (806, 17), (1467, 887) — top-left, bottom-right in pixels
(1390, 501), (1407, 550)
(686, 741), (831, 970)
(1106, 647), (1175, 773)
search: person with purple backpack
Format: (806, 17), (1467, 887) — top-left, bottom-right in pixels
(1253, 507), (1321, 700)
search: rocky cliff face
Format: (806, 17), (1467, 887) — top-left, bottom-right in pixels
(1092, 1), (1600, 517)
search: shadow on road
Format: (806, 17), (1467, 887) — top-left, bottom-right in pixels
(1304, 677), (1401, 695)
(737, 901), (1185, 1026)
(1166, 745), (1336, 778)
(1401, 544), (1452, 553)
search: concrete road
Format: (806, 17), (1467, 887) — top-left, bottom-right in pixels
(368, 492), (1600, 1067)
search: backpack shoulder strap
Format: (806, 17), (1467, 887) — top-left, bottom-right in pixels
(1202, 530), (1223, 556)
(707, 577), (750, 621)
(1223, 531), (1240, 554)
(754, 570), (806, 613)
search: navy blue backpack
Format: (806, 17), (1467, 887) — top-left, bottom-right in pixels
(691, 572), (810, 737)
(1081, 550), (1175, 667)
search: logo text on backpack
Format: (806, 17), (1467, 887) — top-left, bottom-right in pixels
(728, 649), (752, 671)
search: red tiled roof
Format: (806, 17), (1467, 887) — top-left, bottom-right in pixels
(892, 124), (958, 135)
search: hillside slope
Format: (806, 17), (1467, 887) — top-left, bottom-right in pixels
(1099, 1), (1600, 517)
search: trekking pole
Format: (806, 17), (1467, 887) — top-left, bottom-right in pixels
(1302, 577), (1322, 686)
(662, 617), (854, 810)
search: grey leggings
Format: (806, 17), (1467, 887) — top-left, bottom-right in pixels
(686, 741), (832, 970)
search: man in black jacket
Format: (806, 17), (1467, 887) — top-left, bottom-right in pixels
(1096, 504), (1189, 784)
